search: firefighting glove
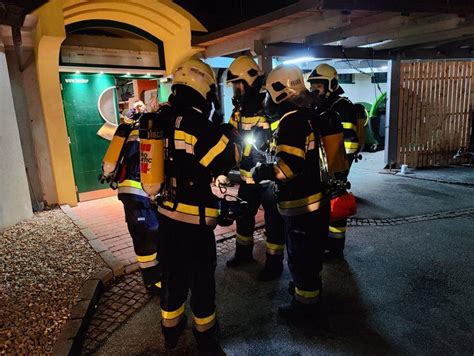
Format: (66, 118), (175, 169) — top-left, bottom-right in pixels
(251, 163), (275, 183)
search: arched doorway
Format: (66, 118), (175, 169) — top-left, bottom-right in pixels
(33, 0), (204, 206)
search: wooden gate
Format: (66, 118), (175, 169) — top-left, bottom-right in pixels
(397, 61), (473, 167)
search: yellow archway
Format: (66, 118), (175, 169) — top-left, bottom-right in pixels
(33, 0), (204, 206)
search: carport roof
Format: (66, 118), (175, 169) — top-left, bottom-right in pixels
(191, 0), (474, 60)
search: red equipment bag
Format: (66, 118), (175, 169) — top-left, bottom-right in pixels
(330, 192), (357, 222)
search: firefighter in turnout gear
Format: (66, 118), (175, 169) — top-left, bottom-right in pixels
(100, 115), (161, 294)
(251, 64), (348, 321)
(149, 58), (241, 352)
(225, 55), (285, 281)
(308, 63), (364, 257)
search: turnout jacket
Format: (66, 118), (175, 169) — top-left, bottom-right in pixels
(325, 94), (359, 155)
(274, 108), (342, 216)
(116, 121), (149, 201)
(229, 109), (272, 183)
(158, 107), (240, 226)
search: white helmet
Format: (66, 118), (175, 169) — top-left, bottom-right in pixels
(226, 55), (263, 88)
(266, 64), (307, 104)
(307, 63), (340, 93)
(172, 58), (216, 100)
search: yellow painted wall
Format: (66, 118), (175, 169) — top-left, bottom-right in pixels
(33, 0), (205, 206)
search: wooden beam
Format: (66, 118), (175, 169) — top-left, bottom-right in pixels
(436, 36), (474, 50)
(264, 43), (389, 59)
(261, 11), (349, 44)
(397, 35), (474, 50)
(193, 0), (321, 46)
(340, 14), (465, 48)
(305, 12), (405, 45)
(265, 42), (474, 60)
(384, 56), (401, 168)
(372, 24), (474, 50)
(315, 0), (474, 14)
(202, 10), (349, 57)
(393, 48), (474, 59)
(203, 33), (256, 57)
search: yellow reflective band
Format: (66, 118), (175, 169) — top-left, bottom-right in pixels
(130, 129), (139, 136)
(329, 226), (346, 233)
(276, 159), (294, 179)
(193, 312), (216, 326)
(342, 122), (357, 131)
(266, 242), (285, 251)
(306, 132), (315, 144)
(344, 142), (359, 150)
(295, 288), (320, 299)
(136, 253), (157, 263)
(276, 144), (305, 158)
(271, 120), (280, 132)
(118, 179), (143, 189)
(162, 201), (219, 217)
(279, 192), (323, 209)
(175, 130), (198, 146)
(243, 143), (252, 156)
(161, 304), (185, 320)
(200, 135), (229, 167)
(239, 169), (252, 178)
(155, 281), (162, 288)
(239, 116), (266, 124)
(236, 233), (253, 242)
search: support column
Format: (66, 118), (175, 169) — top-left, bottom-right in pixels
(34, 1), (77, 205)
(253, 40), (273, 74)
(0, 40), (32, 228)
(384, 56), (401, 168)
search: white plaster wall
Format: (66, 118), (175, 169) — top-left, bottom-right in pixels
(340, 73), (387, 106)
(0, 43), (32, 228)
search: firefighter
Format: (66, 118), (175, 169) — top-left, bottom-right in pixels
(224, 55), (285, 281)
(100, 114), (161, 294)
(251, 64), (348, 321)
(152, 58), (241, 351)
(307, 63), (365, 257)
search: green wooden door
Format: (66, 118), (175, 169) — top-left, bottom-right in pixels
(61, 73), (118, 193)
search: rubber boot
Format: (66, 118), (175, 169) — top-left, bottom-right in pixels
(257, 254), (283, 281)
(324, 236), (345, 259)
(192, 322), (223, 354)
(226, 243), (254, 268)
(140, 264), (162, 295)
(161, 315), (187, 350)
(278, 299), (321, 324)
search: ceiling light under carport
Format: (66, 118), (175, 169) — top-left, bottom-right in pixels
(282, 56), (321, 65)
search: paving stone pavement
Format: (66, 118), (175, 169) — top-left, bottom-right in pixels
(71, 184), (263, 274)
(347, 207), (474, 226)
(81, 230), (264, 354)
(79, 204), (474, 354)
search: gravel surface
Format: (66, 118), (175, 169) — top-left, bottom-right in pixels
(0, 208), (107, 355)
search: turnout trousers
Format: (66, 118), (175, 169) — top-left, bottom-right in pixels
(158, 214), (217, 331)
(235, 182), (285, 255)
(325, 154), (354, 254)
(283, 204), (330, 304)
(119, 194), (160, 289)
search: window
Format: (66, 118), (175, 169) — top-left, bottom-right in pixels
(371, 72), (387, 84)
(339, 73), (354, 84)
